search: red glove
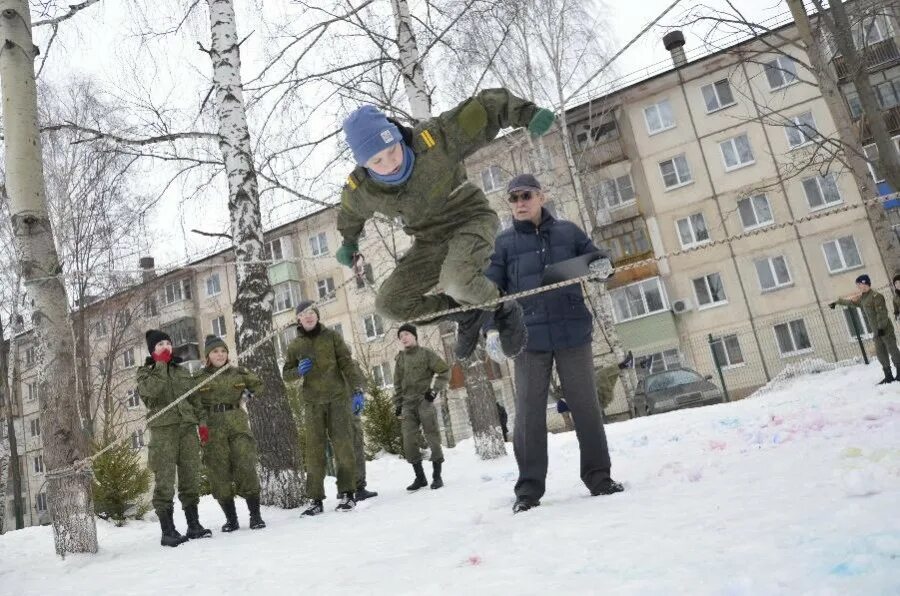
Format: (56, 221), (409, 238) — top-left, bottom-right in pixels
(198, 425), (209, 446)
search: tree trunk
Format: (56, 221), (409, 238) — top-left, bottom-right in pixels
(791, 0), (900, 273)
(0, 0), (97, 554)
(461, 348), (506, 459)
(206, 0), (304, 507)
(437, 329), (457, 449)
(390, 0), (431, 119)
(5, 333), (25, 530)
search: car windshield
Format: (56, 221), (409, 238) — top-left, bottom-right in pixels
(645, 370), (703, 392)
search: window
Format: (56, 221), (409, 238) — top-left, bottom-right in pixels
(122, 348), (135, 368)
(317, 277), (336, 300)
(309, 232), (329, 256)
(25, 346), (35, 366)
(606, 227), (652, 262)
(481, 165), (504, 193)
(36, 492), (47, 512)
(363, 314), (385, 340)
(161, 319), (197, 349)
(211, 315), (226, 337)
(163, 279), (192, 306)
(738, 194), (774, 230)
(701, 79), (735, 112)
(862, 138), (900, 184)
(786, 111), (817, 149)
(852, 15), (892, 49)
(693, 273), (727, 308)
(574, 120), (618, 149)
(371, 362), (393, 388)
(764, 56), (798, 90)
(822, 236), (863, 273)
(594, 174), (635, 211)
(33, 455), (44, 474)
(95, 319), (108, 337)
(145, 296), (159, 317)
(273, 281), (302, 313)
(843, 307), (873, 339)
(331, 323), (344, 340)
(802, 174), (842, 210)
(676, 213), (710, 248)
(355, 263), (375, 289)
(755, 256), (792, 291)
(206, 273), (222, 297)
(30, 417), (40, 437)
(26, 382), (36, 402)
(774, 319), (812, 355)
(265, 236), (293, 262)
(846, 92), (862, 118)
(659, 154), (692, 189)
(131, 430), (145, 451)
(643, 99), (675, 134)
(126, 389), (140, 409)
(638, 348), (682, 374)
(719, 133), (755, 170)
(710, 334), (744, 367)
(611, 277), (667, 322)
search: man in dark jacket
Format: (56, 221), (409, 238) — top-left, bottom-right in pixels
(486, 173), (623, 514)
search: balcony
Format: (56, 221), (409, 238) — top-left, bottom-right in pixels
(578, 136), (626, 169)
(608, 255), (658, 287)
(596, 200), (641, 227)
(268, 260), (302, 286)
(860, 105), (900, 141)
(833, 37), (900, 80)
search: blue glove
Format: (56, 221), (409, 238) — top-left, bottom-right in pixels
(352, 390), (365, 415)
(556, 399), (570, 414)
(297, 358), (313, 377)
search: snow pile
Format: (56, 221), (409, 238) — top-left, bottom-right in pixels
(0, 361), (898, 595)
(752, 356), (859, 396)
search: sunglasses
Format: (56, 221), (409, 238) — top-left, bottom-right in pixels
(507, 190), (535, 203)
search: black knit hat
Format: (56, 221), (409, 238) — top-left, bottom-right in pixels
(295, 300), (320, 318)
(855, 274), (871, 286)
(145, 329), (172, 354)
(204, 334), (228, 358)
(397, 323), (417, 339)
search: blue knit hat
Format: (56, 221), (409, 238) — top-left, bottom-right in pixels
(855, 274), (871, 286)
(343, 106), (401, 165)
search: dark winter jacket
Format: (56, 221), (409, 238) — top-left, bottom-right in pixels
(893, 274), (900, 318)
(485, 208), (599, 352)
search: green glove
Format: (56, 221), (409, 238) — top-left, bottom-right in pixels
(336, 241), (358, 268)
(527, 108), (555, 137)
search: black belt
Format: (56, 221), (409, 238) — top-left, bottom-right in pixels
(208, 404), (237, 413)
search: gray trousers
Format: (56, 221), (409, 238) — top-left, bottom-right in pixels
(513, 343), (612, 501)
(351, 414), (367, 489)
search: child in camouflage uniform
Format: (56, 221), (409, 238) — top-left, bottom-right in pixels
(282, 301), (366, 515)
(195, 335), (266, 532)
(336, 89), (556, 360)
(137, 329), (211, 547)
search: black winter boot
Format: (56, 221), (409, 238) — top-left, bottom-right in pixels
(454, 309), (493, 361)
(407, 462), (428, 491)
(219, 499), (239, 532)
(301, 500), (324, 517)
(335, 491), (356, 512)
(430, 461), (443, 490)
(494, 300), (527, 357)
(246, 495), (266, 530)
(158, 507), (188, 547)
(512, 497), (540, 514)
(355, 486), (378, 501)
(184, 504), (212, 539)
(590, 478), (625, 496)
(878, 367), (894, 385)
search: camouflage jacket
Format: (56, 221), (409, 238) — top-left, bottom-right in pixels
(193, 365), (262, 425)
(136, 357), (201, 428)
(393, 346), (450, 406)
(336, 88), (540, 245)
(282, 324), (365, 403)
(837, 289), (892, 334)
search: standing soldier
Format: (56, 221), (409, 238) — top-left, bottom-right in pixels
(393, 324), (450, 491)
(283, 301), (366, 515)
(137, 329), (212, 547)
(195, 335), (266, 532)
(830, 273), (900, 384)
(336, 90), (557, 360)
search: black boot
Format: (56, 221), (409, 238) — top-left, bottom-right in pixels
(246, 495), (266, 530)
(219, 499), (239, 533)
(878, 367), (894, 385)
(454, 308), (493, 361)
(354, 486), (378, 501)
(407, 462), (428, 491)
(157, 507), (188, 547)
(335, 491), (356, 512)
(590, 478), (625, 496)
(512, 497), (540, 514)
(301, 499), (324, 517)
(493, 300), (527, 358)
(184, 504), (212, 539)
(430, 461), (443, 490)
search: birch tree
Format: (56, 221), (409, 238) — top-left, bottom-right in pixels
(0, 0), (97, 554)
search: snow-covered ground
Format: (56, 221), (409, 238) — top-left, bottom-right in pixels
(2, 362), (899, 595)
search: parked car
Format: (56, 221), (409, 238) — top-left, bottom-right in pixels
(634, 367), (725, 416)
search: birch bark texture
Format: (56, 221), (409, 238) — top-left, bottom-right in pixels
(206, 0), (304, 507)
(0, 0), (98, 554)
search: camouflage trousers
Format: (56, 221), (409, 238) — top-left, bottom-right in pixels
(149, 423), (201, 511)
(401, 397), (443, 464)
(874, 328), (900, 370)
(375, 213), (500, 322)
(351, 413), (367, 490)
(305, 399), (357, 500)
(203, 409), (261, 501)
